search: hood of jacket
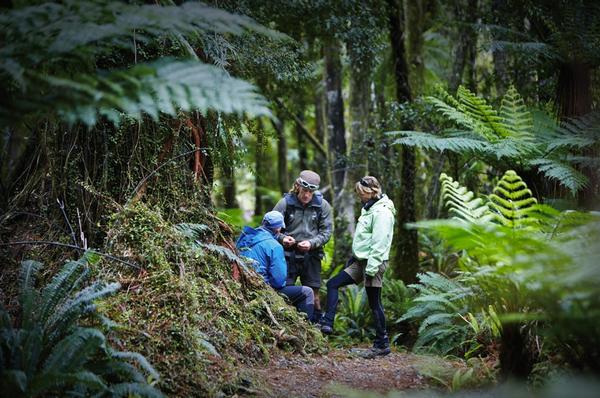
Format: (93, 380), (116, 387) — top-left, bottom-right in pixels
(236, 226), (275, 249)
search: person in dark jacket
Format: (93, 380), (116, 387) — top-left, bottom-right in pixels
(272, 170), (333, 322)
(236, 211), (314, 319)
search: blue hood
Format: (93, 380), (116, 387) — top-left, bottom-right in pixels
(236, 226), (274, 249)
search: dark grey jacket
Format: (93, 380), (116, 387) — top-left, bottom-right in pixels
(272, 192), (333, 251)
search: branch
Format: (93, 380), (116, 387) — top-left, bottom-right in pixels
(0, 241), (141, 270)
(274, 98), (327, 156)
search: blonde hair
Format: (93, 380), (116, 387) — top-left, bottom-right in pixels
(355, 176), (382, 199)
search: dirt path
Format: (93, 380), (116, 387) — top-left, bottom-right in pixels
(242, 347), (463, 397)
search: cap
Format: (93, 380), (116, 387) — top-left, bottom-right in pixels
(262, 211), (285, 230)
(296, 170), (320, 191)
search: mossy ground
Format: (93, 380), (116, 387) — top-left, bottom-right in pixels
(95, 201), (326, 396)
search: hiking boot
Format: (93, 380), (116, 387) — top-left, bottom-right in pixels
(371, 346), (391, 357)
(320, 324), (333, 335)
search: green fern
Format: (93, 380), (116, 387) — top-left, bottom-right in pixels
(0, 0), (279, 127)
(488, 170), (539, 227)
(400, 272), (474, 355)
(0, 255), (163, 397)
(439, 173), (492, 223)
(388, 86), (599, 194)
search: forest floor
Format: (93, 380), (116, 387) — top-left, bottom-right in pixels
(241, 345), (467, 397)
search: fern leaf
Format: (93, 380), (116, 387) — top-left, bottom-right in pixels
(43, 328), (106, 373)
(488, 170), (538, 228)
(528, 158), (588, 194)
(110, 351), (160, 381)
(389, 131), (489, 153)
(440, 173), (492, 223)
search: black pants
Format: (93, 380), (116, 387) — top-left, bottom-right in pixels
(322, 271), (389, 348)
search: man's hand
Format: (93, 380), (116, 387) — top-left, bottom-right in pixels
(297, 240), (312, 252)
(282, 236), (296, 248)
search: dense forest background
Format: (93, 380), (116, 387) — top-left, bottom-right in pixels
(1, 0), (599, 397)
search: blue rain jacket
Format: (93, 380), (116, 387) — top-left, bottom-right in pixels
(236, 226), (287, 289)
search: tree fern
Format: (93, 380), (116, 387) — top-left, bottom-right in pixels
(0, 0), (280, 127)
(388, 86), (599, 194)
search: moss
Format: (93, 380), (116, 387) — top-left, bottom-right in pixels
(98, 202), (327, 396)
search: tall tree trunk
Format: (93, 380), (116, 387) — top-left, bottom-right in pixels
(492, 0), (509, 96)
(464, 0), (478, 93)
(296, 109), (308, 171)
(388, 0), (419, 284)
(254, 121), (265, 216)
(222, 128), (237, 209)
(314, 78), (331, 203)
(347, 54), (371, 224)
(557, 62), (597, 208)
(272, 118), (288, 195)
(324, 40), (352, 267)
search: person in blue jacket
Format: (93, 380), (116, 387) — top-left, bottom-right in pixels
(236, 211), (314, 320)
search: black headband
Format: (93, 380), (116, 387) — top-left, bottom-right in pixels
(359, 178), (370, 187)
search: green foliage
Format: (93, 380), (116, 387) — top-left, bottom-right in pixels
(335, 285), (371, 342)
(410, 170), (600, 373)
(439, 173), (492, 223)
(0, 0), (277, 127)
(400, 272), (474, 356)
(0, 256), (162, 397)
(104, 203), (326, 395)
(389, 86), (600, 194)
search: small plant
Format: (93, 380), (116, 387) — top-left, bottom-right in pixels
(0, 254), (162, 397)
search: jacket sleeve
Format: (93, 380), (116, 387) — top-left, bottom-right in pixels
(272, 198), (288, 245)
(269, 244), (287, 289)
(309, 200), (333, 249)
(366, 208), (395, 276)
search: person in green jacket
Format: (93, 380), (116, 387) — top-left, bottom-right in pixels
(319, 176), (395, 357)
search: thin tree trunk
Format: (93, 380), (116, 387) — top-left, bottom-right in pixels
(464, 0), (478, 93)
(255, 121), (265, 215)
(296, 110), (308, 171)
(557, 62), (597, 208)
(324, 40), (352, 267)
(272, 118), (288, 195)
(347, 56), (371, 223)
(388, 0), (419, 284)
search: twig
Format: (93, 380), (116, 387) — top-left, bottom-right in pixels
(0, 241), (141, 270)
(57, 199), (79, 248)
(126, 147), (208, 206)
(274, 98), (327, 156)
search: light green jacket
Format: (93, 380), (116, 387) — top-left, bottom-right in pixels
(352, 194), (396, 276)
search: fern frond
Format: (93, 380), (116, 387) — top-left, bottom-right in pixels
(528, 158), (588, 194)
(499, 86), (534, 141)
(28, 371), (106, 397)
(42, 59), (271, 127)
(488, 171), (538, 228)
(38, 260), (86, 326)
(43, 328), (106, 373)
(439, 173), (492, 223)
(456, 86), (506, 140)
(389, 131), (489, 153)
(174, 223), (211, 240)
(110, 351), (160, 381)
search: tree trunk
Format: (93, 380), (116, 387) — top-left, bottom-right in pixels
(255, 121), (265, 216)
(272, 118), (288, 195)
(557, 62), (597, 208)
(314, 78), (331, 203)
(464, 0), (478, 93)
(324, 40), (352, 267)
(296, 109), (308, 171)
(347, 55), (371, 224)
(222, 128), (238, 209)
(388, 0), (419, 284)
(491, 0), (509, 96)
